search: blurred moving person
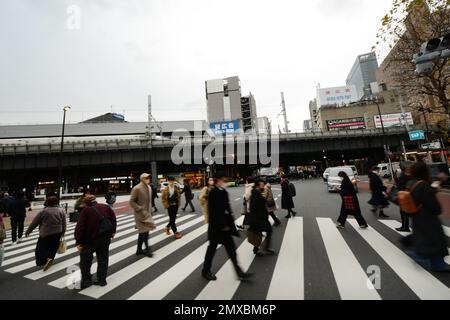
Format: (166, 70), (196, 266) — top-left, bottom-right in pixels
(105, 187), (117, 209)
(151, 183), (159, 213)
(402, 161), (450, 272)
(202, 173), (251, 281)
(129, 173), (156, 257)
(249, 179), (276, 256)
(238, 176), (255, 231)
(161, 177), (182, 239)
(281, 175), (297, 219)
(368, 167), (389, 218)
(395, 162), (413, 232)
(336, 172), (368, 229)
(181, 179), (195, 213)
(10, 192), (30, 244)
(75, 195), (117, 288)
(25, 196), (66, 271)
(199, 178), (215, 224)
(264, 183), (281, 226)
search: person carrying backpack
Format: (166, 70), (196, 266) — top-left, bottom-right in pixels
(75, 195), (117, 289)
(400, 161), (449, 272)
(281, 175), (297, 218)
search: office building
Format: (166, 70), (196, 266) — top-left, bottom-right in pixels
(346, 52), (379, 100)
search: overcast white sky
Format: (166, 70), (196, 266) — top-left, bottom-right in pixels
(0, 0), (393, 131)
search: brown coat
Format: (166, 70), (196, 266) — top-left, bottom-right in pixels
(161, 186), (181, 209)
(129, 182), (156, 233)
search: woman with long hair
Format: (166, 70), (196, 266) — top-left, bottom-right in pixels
(336, 171), (368, 229)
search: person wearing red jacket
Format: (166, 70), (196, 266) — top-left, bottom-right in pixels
(75, 195), (117, 289)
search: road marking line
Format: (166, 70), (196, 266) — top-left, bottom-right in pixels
(267, 217), (304, 300)
(316, 218), (380, 300)
(348, 219), (450, 300)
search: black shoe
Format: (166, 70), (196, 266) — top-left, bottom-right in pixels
(182, 208), (186, 212)
(360, 225), (369, 229)
(143, 249), (154, 257)
(237, 272), (253, 280)
(396, 227), (411, 232)
(202, 271), (217, 281)
(292, 211), (297, 217)
(136, 249), (145, 256)
(274, 220), (281, 226)
(285, 215), (291, 219)
(379, 213), (389, 218)
(94, 280), (107, 287)
(265, 248), (276, 255)
(80, 281), (92, 289)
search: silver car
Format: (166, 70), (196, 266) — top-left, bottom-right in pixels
(326, 167), (359, 193)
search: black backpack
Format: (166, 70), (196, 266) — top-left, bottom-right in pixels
(91, 205), (113, 237)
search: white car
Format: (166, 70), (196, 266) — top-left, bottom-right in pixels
(323, 168), (331, 182)
(326, 167), (359, 193)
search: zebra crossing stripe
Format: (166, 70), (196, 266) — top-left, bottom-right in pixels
(78, 215), (207, 298)
(2, 219), (139, 267)
(195, 217), (264, 300)
(129, 242), (209, 300)
(47, 215), (197, 289)
(266, 217), (304, 300)
(129, 216), (245, 300)
(316, 218), (381, 300)
(348, 219), (450, 300)
(20, 215), (172, 278)
(442, 225), (450, 238)
(378, 220), (450, 265)
(3, 214), (135, 248)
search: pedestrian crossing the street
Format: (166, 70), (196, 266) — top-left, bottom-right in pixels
(2, 212), (450, 300)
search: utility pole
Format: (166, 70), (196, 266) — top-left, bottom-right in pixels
(280, 92), (289, 134)
(147, 94), (158, 186)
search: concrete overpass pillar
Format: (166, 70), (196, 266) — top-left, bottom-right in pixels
(151, 161), (158, 186)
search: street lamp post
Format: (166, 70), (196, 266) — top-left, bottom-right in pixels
(418, 104), (433, 142)
(57, 106), (71, 198)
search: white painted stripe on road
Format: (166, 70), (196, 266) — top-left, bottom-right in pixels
(379, 220), (450, 266)
(235, 198), (241, 201)
(129, 243), (208, 300)
(78, 215), (208, 299)
(3, 214), (135, 247)
(48, 215), (197, 289)
(266, 217), (303, 300)
(6, 215), (168, 274)
(23, 215), (174, 280)
(348, 219), (450, 300)
(195, 217), (262, 300)
(129, 216), (244, 300)
(316, 218), (380, 300)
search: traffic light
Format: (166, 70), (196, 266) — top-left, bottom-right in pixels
(413, 33), (450, 75)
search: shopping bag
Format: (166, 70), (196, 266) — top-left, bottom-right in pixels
(57, 237), (67, 254)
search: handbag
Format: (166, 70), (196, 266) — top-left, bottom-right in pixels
(57, 237), (67, 254)
(247, 230), (263, 247)
(387, 185), (399, 205)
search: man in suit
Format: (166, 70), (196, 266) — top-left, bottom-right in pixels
(201, 173), (252, 281)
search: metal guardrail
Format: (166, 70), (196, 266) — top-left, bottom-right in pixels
(0, 127), (415, 156)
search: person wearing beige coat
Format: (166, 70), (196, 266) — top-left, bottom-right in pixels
(129, 173), (155, 257)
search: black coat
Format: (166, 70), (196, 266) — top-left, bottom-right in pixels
(396, 173), (411, 192)
(408, 182), (448, 258)
(182, 183), (193, 200)
(10, 197), (30, 219)
(368, 172), (389, 207)
(281, 180), (295, 210)
(340, 180), (361, 215)
(207, 187), (239, 242)
(248, 189), (272, 232)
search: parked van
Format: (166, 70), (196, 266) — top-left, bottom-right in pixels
(377, 162), (400, 178)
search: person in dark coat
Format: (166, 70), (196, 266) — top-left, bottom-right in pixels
(202, 173), (251, 281)
(75, 195), (117, 289)
(9, 192), (30, 244)
(25, 196), (66, 271)
(249, 179), (276, 256)
(368, 167), (389, 218)
(395, 162), (413, 232)
(151, 184), (159, 212)
(181, 179), (195, 212)
(0, 192), (14, 218)
(402, 161), (449, 272)
(281, 176), (296, 219)
(336, 171), (368, 229)
(104, 187), (117, 209)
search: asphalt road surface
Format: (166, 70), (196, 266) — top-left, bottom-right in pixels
(1, 179), (450, 300)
